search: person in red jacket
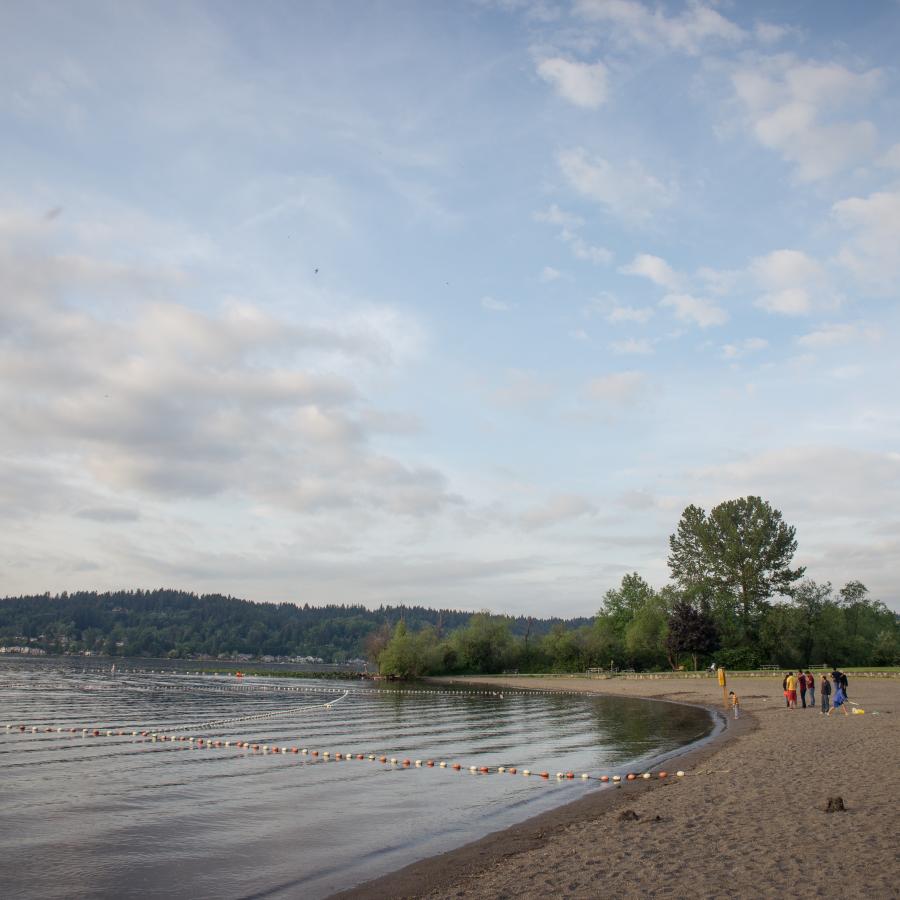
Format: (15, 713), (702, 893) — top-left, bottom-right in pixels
(798, 671), (808, 708)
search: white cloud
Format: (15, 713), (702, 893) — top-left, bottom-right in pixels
(537, 57), (609, 109)
(796, 322), (881, 350)
(606, 304), (654, 324)
(481, 295), (512, 311)
(586, 370), (648, 404)
(620, 253), (681, 289)
(878, 142), (900, 169)
(721, 337), (768, 359)
(557, 148), (675, 224)
(731, 60), (881, 180)
(574, 0), (745, 55)
(660, 292), (727, 328)
(532, 204), (584, 228)
(611, 337), (654, 355)
(540, 265), (562, 282)
(568, 234), (613, 265)
(0, 229), (454, 520)
(520, 493), (595, 530)
(490, 369), (554, 408)
(832, 189), (900, 290)
(750, 249), (829, 316)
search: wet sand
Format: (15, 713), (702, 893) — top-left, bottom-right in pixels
(334, 674), (899, 900)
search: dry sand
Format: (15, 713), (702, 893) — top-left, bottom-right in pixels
(334, 674), (899, 900)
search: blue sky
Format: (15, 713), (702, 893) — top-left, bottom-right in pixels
(2, 0), (899, 614)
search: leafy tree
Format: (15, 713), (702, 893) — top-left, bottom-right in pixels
(666, 599), (719, 670)
(668, 496), (805, 639)
(452, 613), (513, 673)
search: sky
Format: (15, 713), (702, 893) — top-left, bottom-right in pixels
(2, 0), (899, 615)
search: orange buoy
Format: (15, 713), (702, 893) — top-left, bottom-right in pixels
(600, 775), (609, 782)
(626, 773), (636, 781)
(292, 747), (299, 754)
(403, 759), (411, 766)
(452, 763), (461, 770)
(479, 766), (489, 774)
(539, 772), (549, 779)
(508, 767), (517, 775)
(379, 755), (387, 763)
(566, 772), (575, 779)
(357, 754), (364, 760)
(426, 760), (434, 767)
(659, 771), (667, 778)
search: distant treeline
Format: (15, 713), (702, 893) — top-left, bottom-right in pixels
(373, 496), (900, 677)
(0, 589), (589, 662)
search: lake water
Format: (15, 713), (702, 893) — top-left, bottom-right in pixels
(0, 658), (715, 898)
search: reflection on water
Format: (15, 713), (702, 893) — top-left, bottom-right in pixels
(0, 658), (714, 898)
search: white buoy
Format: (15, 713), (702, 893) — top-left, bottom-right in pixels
(676, 770), (685, 777)
(439, 761), (447, 768)
(523, 769), (531, 776)
(581, 773), (590, 779)
(498, 766), (506, 773)
(469, 765), (477, 773)
(642, 773), (652, 780)
(612, 775), (621, 782)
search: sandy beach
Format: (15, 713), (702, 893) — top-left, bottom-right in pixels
(335, 674), (899, 900)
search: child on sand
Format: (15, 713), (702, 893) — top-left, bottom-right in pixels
(728, 690), (740, 719)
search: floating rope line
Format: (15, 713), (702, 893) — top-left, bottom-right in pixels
(2, 722), (686, 784)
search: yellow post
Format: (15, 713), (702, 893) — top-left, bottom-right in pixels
(718, 666), (728, 709)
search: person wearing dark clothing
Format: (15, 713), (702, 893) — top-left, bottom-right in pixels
(806, 671), (815, 707)
(798, 671), (807, 708)
(820, 674), (831, 714)
(840, 671), (849, 697)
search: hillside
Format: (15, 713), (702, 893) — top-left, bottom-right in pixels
(0, 589), (591, 662)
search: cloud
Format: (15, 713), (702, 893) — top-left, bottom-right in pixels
(574, 0), (745, 55)
(586, 370), (648, 404)
(832, 189), (900, 291)
(532, 204), (584, 228)
(620, 253), (681, 289)
(796, 322), (881, 350)
(731, 60), (881, 180)
(490, 369), (554, 408)
(540, 266), (562, 282)
(537, 57), (609, 109)
(611, 338), (654, 355)
(534, 208), (612, 266)
(557, 148), (675, 224)
(750, 249), (829, 316)
(878, 143), (900, 169)
(606, 304), (654, 324)
(520, 493), (595, 530)
(482, 295), (513, 311)
(720, 337), (768, 359)
(660, 293), (727, 328)
(567, 234), (613, 265)
(0, 226), (456, 521)
(75, 506), (141, 522)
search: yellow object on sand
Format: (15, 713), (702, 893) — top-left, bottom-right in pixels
(852, 708), (865, 715)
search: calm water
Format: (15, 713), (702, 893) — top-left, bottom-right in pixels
(0, 658), (715, 898)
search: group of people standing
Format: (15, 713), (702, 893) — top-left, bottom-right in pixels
(782, 668), (850, 716)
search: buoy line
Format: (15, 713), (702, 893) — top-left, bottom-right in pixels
(2, 722), (686, 786)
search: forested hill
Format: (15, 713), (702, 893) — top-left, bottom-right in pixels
(0, 590), (590, 661)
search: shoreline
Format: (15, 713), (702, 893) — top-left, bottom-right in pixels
(333, 674), (899, 900)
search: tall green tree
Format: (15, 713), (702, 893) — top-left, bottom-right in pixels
(665, 599), (719, 670)
(668, 496), (805, 640)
